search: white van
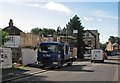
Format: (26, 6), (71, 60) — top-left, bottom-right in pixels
(91, 49), (104, 63)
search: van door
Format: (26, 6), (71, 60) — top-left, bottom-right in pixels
(91, 50), (103, 60)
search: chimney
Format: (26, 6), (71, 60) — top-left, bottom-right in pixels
(9, 19), (13, 26)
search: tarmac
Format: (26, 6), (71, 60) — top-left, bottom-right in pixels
(1, 58), (91, 82)
(1, 64), (47, 82)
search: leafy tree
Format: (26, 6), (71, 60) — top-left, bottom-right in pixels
(1, 30), (10, 45)
(115, 37), (120, 45)
(57, 26), (60, 33)
(30, 27), (41, 35)
(30, 27), (56, 37)
(100, 42), (108, 51)
(66, 15), (85, 59)
(61, 27), (67, 36)
(47, 28), (56, 36)
(108, 36), (116, 44)
(57, 26), (62, 36)
(108, 36), (120, 44)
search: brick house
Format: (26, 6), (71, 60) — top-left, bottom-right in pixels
(84, 30), (100, 49)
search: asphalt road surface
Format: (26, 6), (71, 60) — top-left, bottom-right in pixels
(13, 56), (119, 82)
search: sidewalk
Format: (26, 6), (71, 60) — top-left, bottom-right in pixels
(2, 64), (47, 82)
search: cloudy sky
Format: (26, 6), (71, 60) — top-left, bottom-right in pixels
(0, 0), (119, 43)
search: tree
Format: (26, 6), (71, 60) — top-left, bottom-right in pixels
(108, 36), (116, 44)
(100, 42), (108, 51)
(61, 27), (66, 36)
(66, 15), (85, 59)
(57, 26), (62, 36)
(30, 27), (56, 37)
(115, 37), (120, 45)
(1, 30), (10, 45)
(108, 36), (120, 44)
(30, 27), (41, 35)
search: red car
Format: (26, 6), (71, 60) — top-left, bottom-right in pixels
(103, 52), (108, 59)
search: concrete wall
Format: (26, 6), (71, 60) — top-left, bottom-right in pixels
(0, 48), (12, 69)
(21, 48), (37, 65)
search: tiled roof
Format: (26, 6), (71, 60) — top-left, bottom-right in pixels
(3, 26), (23, 35)
(2, 19), (23, 36)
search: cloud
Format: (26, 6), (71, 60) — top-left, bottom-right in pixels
(98, 18), (102, 22)
(83, 17), (93, 22)
(17, 2), (43, 8)
(95, 10), (118, 19)
(17, 2), (72, 15)
(31, 4), (40, 7)
(44, 2), (72, 14)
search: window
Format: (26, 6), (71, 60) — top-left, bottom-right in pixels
(9, 36), (14, 42)
(88, 41), (91, 46)
(40, 44), (59, 53)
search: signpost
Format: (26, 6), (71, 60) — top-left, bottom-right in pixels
(73, 30), (78, 34)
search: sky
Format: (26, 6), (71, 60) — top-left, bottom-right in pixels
(0, 0), (119, 44)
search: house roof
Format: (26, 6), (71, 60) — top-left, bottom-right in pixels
(113, 43), (118, 46)
(2, 19), (23, 36)
(85, 30), (97, 38)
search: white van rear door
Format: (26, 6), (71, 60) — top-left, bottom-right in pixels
(91, 50), (103, 60)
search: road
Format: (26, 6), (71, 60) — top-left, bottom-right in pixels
(13, 56), (119, 82)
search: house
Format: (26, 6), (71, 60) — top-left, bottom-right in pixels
(2, 19), (24, 48)
(84, 30), (100, 49)
(113, 42), (119, 52)
(106, 42), (119, 52)
(106, 41), (113, 51)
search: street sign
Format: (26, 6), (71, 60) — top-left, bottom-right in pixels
(73, 30), (78, 33)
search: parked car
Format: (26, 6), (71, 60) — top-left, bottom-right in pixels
(111, 52), (117, 56)
(116, 52), (120, 55)
(103, 51), (108, 59)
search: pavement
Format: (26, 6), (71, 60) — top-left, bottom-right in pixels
(1, 64), (47, 82)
